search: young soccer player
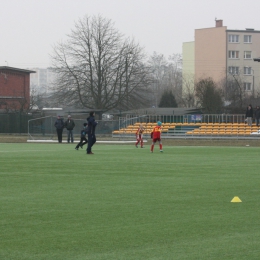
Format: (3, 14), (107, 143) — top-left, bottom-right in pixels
(135, 124), (145, 148)
(150, 121), (163, 153)
(75, 123), (88, 150)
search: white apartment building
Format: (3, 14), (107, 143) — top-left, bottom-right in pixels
(30, 68), (57, 94)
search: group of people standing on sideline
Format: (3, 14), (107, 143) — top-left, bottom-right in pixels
(245, 104), (260, 126)
(54, 111), (97, 154)
(54, 115), (76, 143)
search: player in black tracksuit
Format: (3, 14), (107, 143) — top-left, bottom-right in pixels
(86, 111), (97, 154)
(75, 123), (88, 150)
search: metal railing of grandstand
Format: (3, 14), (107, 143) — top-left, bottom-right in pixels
(118, 114), (247, 125)
(1, 113), (258, 140)
(113, 114), (260, 139)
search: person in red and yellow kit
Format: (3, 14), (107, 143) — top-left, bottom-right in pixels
(150, 121), (163, 153)
(135, 124), (144, 148)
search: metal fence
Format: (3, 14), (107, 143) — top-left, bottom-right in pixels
(0, 113), (32, 134)
(27, 116), (119, 140)
(0, 113), (248, 137)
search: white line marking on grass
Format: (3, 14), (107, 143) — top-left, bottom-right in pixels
(0, 150), (57, 153)
(27, 140), (147, 144)
(164, 145), (258, 149)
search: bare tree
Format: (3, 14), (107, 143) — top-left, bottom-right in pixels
(226, 74), (244, 111)
(148, 52), (168, 107)
(50, 15), (152, 112)
(148, 52), (182, 107)
(181, 75), (196, 108)
(220, 73), (254, 113)
(167, 54), (182, 104)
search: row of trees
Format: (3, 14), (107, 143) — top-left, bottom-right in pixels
(49, 14), (257, 115)
(51, 15), (152, 112)
(49, 15), (184, 113)
(3, 15), (255, 114)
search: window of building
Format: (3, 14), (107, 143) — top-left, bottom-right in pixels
(228, 35), (239, 43)
(244, 51), (252, 59)
(228, 51), (239, 59)
(228, 66), (239, 75)
(244, 35), (252, 43)
(243, 82), (251, 91)
(244, 67), (252, 75)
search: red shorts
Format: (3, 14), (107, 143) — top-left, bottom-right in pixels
(152, 138), (161, 142)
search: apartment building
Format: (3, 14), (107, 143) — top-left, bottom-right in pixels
(30, 68), (57, 94)
(183, 20), (260, 97)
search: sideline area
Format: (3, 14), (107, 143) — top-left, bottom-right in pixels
(27, 139), (147, 144)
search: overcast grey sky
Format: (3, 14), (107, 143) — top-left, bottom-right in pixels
(1, 0), (259, 69)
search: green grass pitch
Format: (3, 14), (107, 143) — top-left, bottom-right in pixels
(1, 143), (260, 260)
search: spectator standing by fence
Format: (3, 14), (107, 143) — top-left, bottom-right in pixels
(54, 115), (64, 143)
(245, 104), (253, 126)
(64, 115), (75, 143)
(255, 106), (260, 126)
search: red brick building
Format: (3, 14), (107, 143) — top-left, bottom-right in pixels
(0, 66), (35, 111)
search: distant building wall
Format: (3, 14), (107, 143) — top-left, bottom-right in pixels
(0, 67), (35, 111)
(195, 24), (227, 84)
(30, 68), (57, 94)
(186, 20), (260, 97)
(226, 29), (260, 96)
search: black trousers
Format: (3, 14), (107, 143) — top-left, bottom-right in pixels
(75, 137), (88, 149)
(87, 134), (96, 153)
(56, 129), (63, 143)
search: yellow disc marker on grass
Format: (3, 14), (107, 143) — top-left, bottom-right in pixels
(231, 196), (242, 202)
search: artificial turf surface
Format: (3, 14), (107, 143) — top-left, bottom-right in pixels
(0, 143), (260, 260)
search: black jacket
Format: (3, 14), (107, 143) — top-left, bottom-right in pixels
(64, 119), (75, 130)
(246, 108), (253, 117)
(87, 116), (97, 135)
(54, 119), (64, 130)
(255, 108), (260, 119)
